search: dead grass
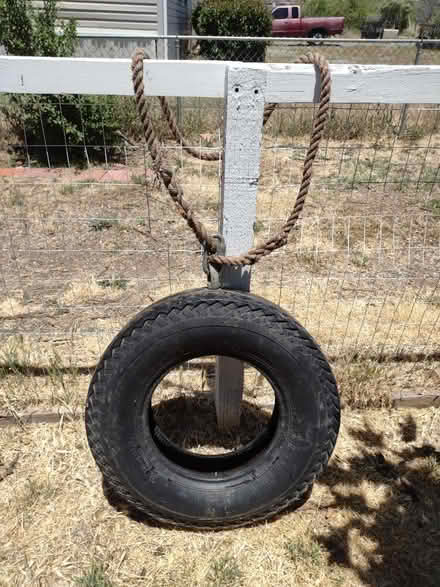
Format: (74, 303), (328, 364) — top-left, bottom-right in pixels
(1, 407), (440, 586)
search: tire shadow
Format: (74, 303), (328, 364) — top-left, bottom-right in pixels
(152, 393), (273, 453)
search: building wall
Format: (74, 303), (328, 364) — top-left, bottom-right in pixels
(74, 33), (158, 58)
(33, 0), (158, 31)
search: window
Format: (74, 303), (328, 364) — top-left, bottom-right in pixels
(291, 6), (299, 18)
(273, 7), (288, 19)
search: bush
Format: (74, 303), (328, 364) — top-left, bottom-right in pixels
(380, 0), (413, 32)
(0, 0), (125, 165)
(191, 0), (271, 62)
(303, 0), (373, 30)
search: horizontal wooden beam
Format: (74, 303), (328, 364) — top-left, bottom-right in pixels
(0, 57), (439, 103)
(0, 409), (82, 427)
(391, 392), (440, 409)
(2, 390), (439, 428)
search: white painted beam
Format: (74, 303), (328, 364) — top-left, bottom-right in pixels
(215, 67), (266, 431)
(0, 57), (440, 103)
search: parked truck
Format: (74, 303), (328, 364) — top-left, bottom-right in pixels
(272, 5), (344, 40)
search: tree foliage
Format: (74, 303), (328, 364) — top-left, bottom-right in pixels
(0, 0), (123, 164)
(192, 0), (271, 62)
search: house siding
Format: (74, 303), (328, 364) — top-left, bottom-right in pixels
(33, 0), (158, 31)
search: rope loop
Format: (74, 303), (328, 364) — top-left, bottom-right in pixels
(131, 49), (331, 267)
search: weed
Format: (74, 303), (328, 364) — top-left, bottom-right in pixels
(351, 252), (369, 268)
(9, 188), (25, 207)
(132, 174), (146, 186)
(298, 251), (324, 273)
(285, 536), (324, 567)
(208, 554), (242, 586)
(203, 163), (220, 179)
(334, 360), (389, 409)
(88, 218), (119, 231)
(46, 350), (79, 410)
(16, 478), (57, 512)
(253, 219), (265, 234)
(61, 181), (95, 195)
(74, 563), (114, 587)
(422, 198), (440, 216)
(0, 335), (32, 378)
(97, 277), (128, 290)
(425, 454), (440, 481)
(61, 184), (75, 195)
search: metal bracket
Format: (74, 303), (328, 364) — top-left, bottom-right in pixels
(202, 234), (226, 289)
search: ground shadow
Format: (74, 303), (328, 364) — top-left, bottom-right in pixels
(315, 413), (440, 586)
(152, 393), (273, 452)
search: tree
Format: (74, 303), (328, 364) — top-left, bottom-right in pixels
(380, 0), (413, 31)
(0, 0), (123, 165)
(303, 0), (372, 30)
(416, 0), (440, 23)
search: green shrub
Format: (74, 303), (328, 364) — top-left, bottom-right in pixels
(0, 0), (126, 165)
(380, 0), (413, 32)
(303, 0), (374, 30)
(191, 0), (271, 62)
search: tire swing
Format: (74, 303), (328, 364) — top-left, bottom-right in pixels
(85, 51), (340, 530)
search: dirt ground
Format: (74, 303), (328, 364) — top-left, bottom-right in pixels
(1, 106), (440, 585)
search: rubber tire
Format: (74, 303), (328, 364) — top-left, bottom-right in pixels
(85, 288), (340, 529)
(307, 30), (328, 46)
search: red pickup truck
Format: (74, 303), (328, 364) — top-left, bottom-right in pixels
(272, 5), (344, 40)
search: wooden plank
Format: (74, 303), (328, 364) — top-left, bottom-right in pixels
(0, 409), (82, 427)
(0, 58), (439, 103)
(0, 57), (227, 96)
(215, 66), (266, 430)
(391, 392), (440, 409)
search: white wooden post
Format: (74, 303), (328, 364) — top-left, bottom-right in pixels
(215, 66), (266, 430)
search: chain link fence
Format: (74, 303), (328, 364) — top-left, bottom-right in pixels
(157, 35), (440, 65)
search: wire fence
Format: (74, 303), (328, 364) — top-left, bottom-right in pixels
(168, 35), (440, 65)
(0, 44), (440, 405)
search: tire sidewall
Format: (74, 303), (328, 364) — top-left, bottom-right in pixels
(89, 292), (333, 524)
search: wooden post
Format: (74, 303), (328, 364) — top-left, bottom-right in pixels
(398, 40), (422, 136)
(215, 65), (266, 430)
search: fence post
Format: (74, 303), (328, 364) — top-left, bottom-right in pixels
(215, 65), (266, 430)
(176, 37), (183, 127)
(398, 40), (422, 136)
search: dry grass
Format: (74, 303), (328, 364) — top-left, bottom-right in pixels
(0, 91), (440, 585)
(0, 130), (439, 395)
(1, 407), (440, 586)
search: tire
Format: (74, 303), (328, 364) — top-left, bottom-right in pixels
(85, 288), (340, 529)
(307, 29), (328, 46)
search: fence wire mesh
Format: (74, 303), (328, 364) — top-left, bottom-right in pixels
(176, 36), (440, 66)
(1, 40), (440, 412)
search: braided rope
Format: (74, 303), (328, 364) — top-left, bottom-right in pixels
(131, 49), (217, 253)
(158, 94), (278, 162)
(131, 49), (331, 267)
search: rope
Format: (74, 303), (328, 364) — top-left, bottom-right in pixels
(158, 94), (277, 162)
(131, 49), (331, 267)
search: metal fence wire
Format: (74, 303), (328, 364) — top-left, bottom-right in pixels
(0, 38), (440, 407)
